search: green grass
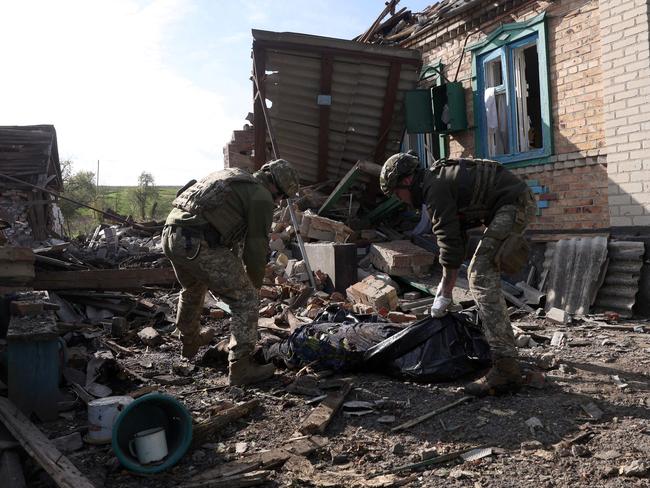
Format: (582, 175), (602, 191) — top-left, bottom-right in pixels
(100, 185), (180, 220)
(66, 185), (181, 236)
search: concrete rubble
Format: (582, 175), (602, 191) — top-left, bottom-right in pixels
(1, 172), (650, 487)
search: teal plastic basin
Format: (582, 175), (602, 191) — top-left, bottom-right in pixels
(111, 393), (193, 474)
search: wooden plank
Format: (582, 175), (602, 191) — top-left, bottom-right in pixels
(191, 436), (328, 482)
(298, 380), (351, 435)
(193, 400), (260, 446)
(32, 268), (177, 291)
(0, 397), (95, 488)
(317, 54), (333, 182)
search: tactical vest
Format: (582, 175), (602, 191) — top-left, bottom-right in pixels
(431, 158), (501, 225)
(173, 168), (257, 215)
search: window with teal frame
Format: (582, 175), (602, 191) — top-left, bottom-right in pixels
(468, 12), (552, 166)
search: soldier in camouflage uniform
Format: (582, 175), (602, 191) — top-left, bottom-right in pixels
(162, 160), (300, 385)
(380, 153), (535, 396)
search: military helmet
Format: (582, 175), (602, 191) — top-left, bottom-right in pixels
(379, 152), (420, 195)
(260, 159), (300, 198)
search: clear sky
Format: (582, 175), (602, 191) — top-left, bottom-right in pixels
(0, 0), (433, 185)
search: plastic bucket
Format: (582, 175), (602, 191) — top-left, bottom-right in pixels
(87, 396), (134, 444)
(111, 393), (192, 474)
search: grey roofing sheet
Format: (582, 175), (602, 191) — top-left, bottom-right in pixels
(0, 125), (61, 190)
(544, 236), (609, 316)
(254, 29), (421, 184)
(593, 241), (644, 318)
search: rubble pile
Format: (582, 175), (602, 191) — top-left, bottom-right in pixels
(355, 0), (481, 46)
(0, 189), (35, 246)
(1, 179), (650, 487)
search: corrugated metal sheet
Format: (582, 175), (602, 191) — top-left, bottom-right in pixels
(254, 30), (421, 184)
(593, 241), (644, 318)
(0, 125), (61, 190)
(544, 237), (609, 316)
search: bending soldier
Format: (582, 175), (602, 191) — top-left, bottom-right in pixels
(380, 153), (535, 396)
(162, 159), (300, 386)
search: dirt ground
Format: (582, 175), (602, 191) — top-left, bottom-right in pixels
(24, 312), (650, 488)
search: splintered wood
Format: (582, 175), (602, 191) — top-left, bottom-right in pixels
(0, 397), (95, 488)
(193, 399), (260, 446)
(298, 380), (352, 435)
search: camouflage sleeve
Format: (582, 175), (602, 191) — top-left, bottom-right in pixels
(426, 179), (465, 269)
(242, 190), (274, 288)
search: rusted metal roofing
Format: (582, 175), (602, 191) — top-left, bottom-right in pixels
(543, 236), (609, 316)
(252, 29), (421, 185)
(0, 125), (62, 191)
(593, 241), (644, 318)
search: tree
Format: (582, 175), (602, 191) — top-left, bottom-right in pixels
(60, 169), (98, 221)
(130, 172), (159, 220)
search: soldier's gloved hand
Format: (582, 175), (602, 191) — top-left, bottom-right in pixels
(430, 296), (451, 317)
(430, 282), (451, 318)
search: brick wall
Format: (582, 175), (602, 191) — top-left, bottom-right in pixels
(406, 0), (612, 233)
(223, 128), (255, 172)
(516, 155), (609, 231)
(599, 0), (650, 226)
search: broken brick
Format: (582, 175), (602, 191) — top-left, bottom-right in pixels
(346, 275), (398, 311)
(369, 240), (435, 277)
(387, 311), (417, 323)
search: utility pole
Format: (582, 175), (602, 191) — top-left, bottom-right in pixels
(96, 160), (100, 187)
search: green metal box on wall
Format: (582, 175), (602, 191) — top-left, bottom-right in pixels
(404, 89), (434, 134)
(431, 82), (467, 133)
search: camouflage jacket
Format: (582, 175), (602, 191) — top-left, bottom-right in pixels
(419, 158), (528, 269)
(166, 171), (274, 288)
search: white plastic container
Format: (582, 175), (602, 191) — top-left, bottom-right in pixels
(86, 396), (134, 444)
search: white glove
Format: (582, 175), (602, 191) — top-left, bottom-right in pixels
(430, 296), (452, 317)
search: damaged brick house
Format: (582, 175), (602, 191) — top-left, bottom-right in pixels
(396, 0), (650, 240)
(0, 125), (64, 245)
(223, 1), (650, 317)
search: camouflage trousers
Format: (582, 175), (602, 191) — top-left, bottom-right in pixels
(467, 190), (536, 359)
(162, 226), (259, 361)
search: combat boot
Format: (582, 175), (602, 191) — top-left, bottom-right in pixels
(464, 357), (523, 397)
(181, 327), (216, 359)
(228, 356), (275, 386)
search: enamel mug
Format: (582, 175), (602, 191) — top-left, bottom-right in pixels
(128, 427), (168, 464)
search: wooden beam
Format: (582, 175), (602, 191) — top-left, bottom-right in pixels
(298, 380), (351, 435)
(193, 400), (260, 446)
(253, 47), (267, 170)
(191, 436), (328, 482)
(373, 61), (402, 164)
(317, 54), (333, 182)
(32, 268), (177, 291)
(0, 397), (95, 488)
